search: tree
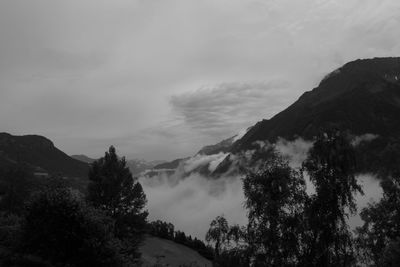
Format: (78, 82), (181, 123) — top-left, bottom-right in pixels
(206, 215), (229, 257)
(150, 220), (175, 240)
(86, 146), (148, 257)
(356, 175), (400, 266)
(243, 153), (307, 266)
(380, 239), (400, 267)
(302, 131), (362, 266)
(0, 167), (32, 214)
(19, 186), (123, 266)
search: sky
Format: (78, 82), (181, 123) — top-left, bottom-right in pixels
(1, 0), (400, 161)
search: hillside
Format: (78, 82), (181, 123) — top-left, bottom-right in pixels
(153, 158), (187, 170)
(226, 57), (400, 176)
(71, 154), (96, 164)
(126, 159), (165, 175)
(155, 57), (400, 178)
(140, 235), (212, 267)
(232, 57), (400, 151)
(0, 133), (89, 178)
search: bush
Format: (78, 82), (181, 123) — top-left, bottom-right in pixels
(19, 187), (124, 267)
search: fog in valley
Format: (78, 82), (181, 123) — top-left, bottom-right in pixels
(140, 137), (384, 239)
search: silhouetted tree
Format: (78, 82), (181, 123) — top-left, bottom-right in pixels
(87, 146), (148, 257)
(243, 153), (307, 266)
(302, 131), (362, 266)
(0, 167), (32, 214)
(20, 186), (123, 266)
(356, 175), (400, 266)
(380, 239), (400, 266)
(206, 215), (229, 257)
(150, 220), (175, 240)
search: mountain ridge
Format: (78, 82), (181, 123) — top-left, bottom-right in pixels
(0, 132), (89, 178)
(155, 57), (400, 178)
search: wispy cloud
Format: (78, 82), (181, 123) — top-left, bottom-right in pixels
(170, 81), (292, 137)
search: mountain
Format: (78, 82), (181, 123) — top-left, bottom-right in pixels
(223, 57), (400, 176)
(71, 154), (165, 176)
(0, 133), (89, 178)
(197, 136), (237, 156)
(126, 159), (165, 175)
(153, 158), (187, 170)
(149, 132), (249, 174)
(232, 57), (400, 151)
(161, 57), (400, 178)
(71, 154), (96, 164)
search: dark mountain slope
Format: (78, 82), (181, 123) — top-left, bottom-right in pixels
(229, 57), (400, 176)
(153, 158), (187, 170)
(233, 57), (400, 151)
(71, 154), (96, 164)
(0, 133), (89, 178)
(197, 136), (235, 155)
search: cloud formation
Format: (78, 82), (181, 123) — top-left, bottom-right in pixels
(140, 173), (246, 240)
(170, 81), (292, 138)
(139, 137), (383, 240)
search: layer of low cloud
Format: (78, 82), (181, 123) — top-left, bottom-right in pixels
(139, 136), (383, 240)
(140, 173), (246, 240)
(351, 133), (379, 146)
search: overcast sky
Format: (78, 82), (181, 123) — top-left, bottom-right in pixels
(1, 0), (399, 160)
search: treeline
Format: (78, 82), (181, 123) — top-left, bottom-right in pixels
(148, 220), (214, 260)
(205, 131), (400, 267)
(0, 146), (148, 266)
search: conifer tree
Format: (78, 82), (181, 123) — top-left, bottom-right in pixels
(87, 146), (148, 257)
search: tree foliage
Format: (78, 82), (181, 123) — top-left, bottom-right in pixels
(356, 175), (400, 266)
(243, 153), (307, 266)
(86, 146), (148, 260)
(301, 131), (362, 266)
(87, 146), (148, 236)
(0, 167), (32, 214)
(208, 131), (366, 266)
(206, 215), (229, 257)
(19, 186), (123, 266)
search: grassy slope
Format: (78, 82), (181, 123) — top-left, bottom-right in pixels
(140, 235), (212, 267)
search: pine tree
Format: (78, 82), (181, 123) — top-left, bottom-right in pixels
(87, 146), (148, 257)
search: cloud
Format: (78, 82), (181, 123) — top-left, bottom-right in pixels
(275, 138), (314, 168)
(170, 81), (292, 138)
(351, 133), (379, 146)
(349, 174), (383, 229)
(182, 152), (228, 173)
(140, 173), (246, 240)
(139, 139), (384, 240)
